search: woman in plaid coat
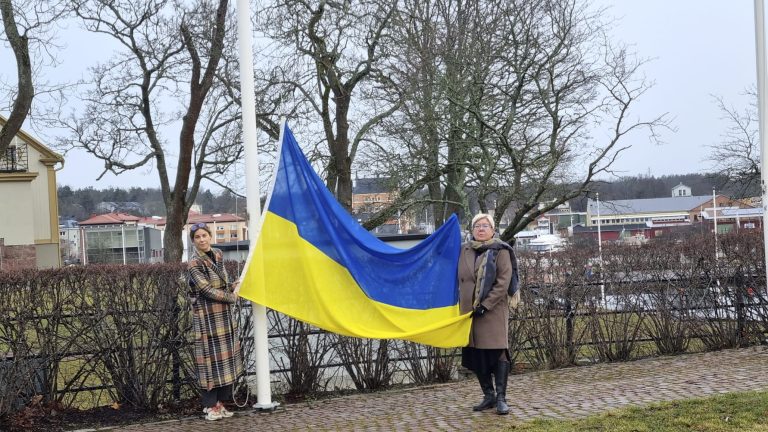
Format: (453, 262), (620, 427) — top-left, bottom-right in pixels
(187, 223), (243, 421)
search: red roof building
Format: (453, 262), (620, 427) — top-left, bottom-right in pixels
(79, 212), (141, 225)
(76, 212), (163, 264)
(138, 211), (248, 244)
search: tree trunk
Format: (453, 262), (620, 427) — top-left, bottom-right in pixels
(0, 0), (34, 155)
(163, 199), (186, 263)
(332, 92), (353, 210)
(443, 125), (466, 222)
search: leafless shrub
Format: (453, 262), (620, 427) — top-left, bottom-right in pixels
(507, 304), (527, 367)
(644, 286), (693, 355)
(0, 270), (39, 416)
(0, 350), (37, 417)
(720, 231), (768, 345)
(334, 336), (394, 391)
(518, 249), (591, 369)
(0, 230), (765, 416)
(635, 240), (695, 355)
(270, 313), (336, 400)
(70, 264), (190, 410)
(516, 253), (547, 369)
(394, 341), (458, 385)
(699, 232), (766, 349)
(589, 245), (647, 362)
(0, 268), (95, 414)
(28, 268), (97, 406)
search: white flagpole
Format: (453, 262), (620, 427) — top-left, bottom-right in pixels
(235, 0), (277, 410)
(755, 0), (768, 296)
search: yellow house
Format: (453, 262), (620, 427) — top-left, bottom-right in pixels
(0, 116), (64, 269)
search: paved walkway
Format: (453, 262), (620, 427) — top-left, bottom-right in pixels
(106, 347), (768, 431)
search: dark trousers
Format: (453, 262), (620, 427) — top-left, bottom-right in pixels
(201, 385), (232, 408)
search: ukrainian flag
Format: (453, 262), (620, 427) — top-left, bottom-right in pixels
(239, 124), (471, 348)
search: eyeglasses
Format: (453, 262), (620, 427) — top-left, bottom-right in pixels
(190, 222), (208, 233)
(473, 224), (492, 229)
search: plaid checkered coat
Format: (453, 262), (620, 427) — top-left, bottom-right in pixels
(188, 247), (243, 390)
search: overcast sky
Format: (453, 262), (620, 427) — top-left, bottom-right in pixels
(0, 0), (760, 190)
(599, 0), (757, 179)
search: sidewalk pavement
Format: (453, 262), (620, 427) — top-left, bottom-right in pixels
(104, 346), (768, 431)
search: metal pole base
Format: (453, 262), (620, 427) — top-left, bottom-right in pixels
(253, 402), (280, 412)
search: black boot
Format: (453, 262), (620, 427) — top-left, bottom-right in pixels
(472, 372), (496, 411)
(494, 361), (510, 415)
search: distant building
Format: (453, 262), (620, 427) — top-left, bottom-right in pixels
(139, 210), (248, 261)
(0, 115), (64, 270)
(213, 240), (250, 263)
(59, 225), (82, 265)
(59, 218), (82, 265)
(700, 207), (763, 233)
(352, 177), (395, 213)
(586, 194), (748, 228)
(351, 177), (408, 234)
(78, 213), (163, 264)
(512, 203), (582, 251)
(671, 183), (692, 197)
(577, 186), (756, 243)
(186, 212), (248, 254)
(525, 201), (587, 236)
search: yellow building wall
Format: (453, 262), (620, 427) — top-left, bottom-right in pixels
(0, 180), (35, 244)
(0, 132), (62, 268)
(30, 145), (51, 241)
(36, 243), (61, 269)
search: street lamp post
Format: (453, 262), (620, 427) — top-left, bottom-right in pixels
(713, 188), (719, 262)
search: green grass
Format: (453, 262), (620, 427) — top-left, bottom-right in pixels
(498, 390), (768, 432)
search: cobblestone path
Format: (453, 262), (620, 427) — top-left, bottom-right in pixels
(87, 347), (768, 431)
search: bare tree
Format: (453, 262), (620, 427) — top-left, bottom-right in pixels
(255, 0), (400, 210)
(355, 0), (495, 228)
(477, 0), (670, 242)
(707, 90), (760, 197)
(364, 0), (669, 238)
(61, 0), (232, 262)
(0, 0), (69, 155)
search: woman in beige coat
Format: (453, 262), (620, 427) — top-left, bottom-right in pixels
(458, 213), (519, 415)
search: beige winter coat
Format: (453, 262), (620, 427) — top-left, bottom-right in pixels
(458, 243), (512, 349)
